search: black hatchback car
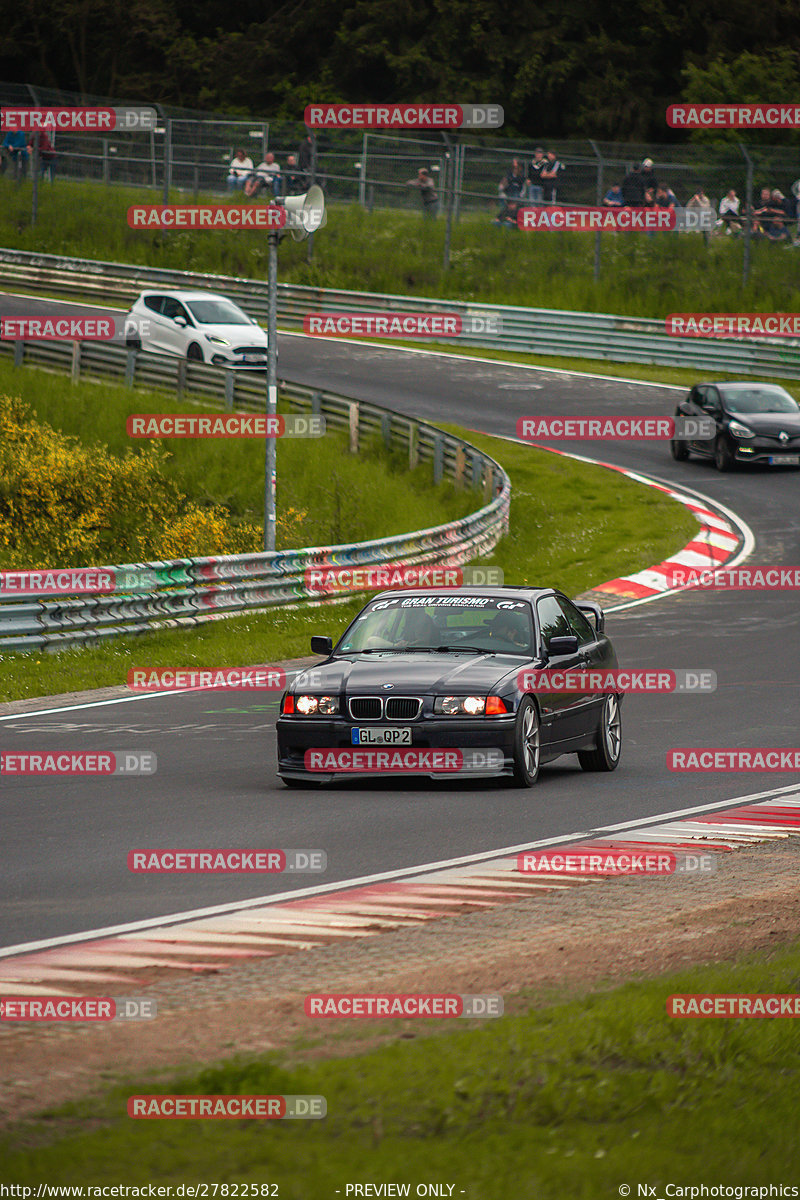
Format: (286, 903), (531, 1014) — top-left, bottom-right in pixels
(276, 587), (622, 788)
(671, 381), (800, 471)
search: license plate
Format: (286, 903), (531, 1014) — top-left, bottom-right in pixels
(351, 727), (411, 745)
(769, 454), (799, 465)
(241, 354), (266, 363)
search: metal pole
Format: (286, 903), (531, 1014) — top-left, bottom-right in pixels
(358, 132), (367, 207)
(590, 139), (603, 282)
(31, 141), (39, 226)
(306, 130), (318, 263)
(264, 231), (279, 552)
(740, 142), (753, 288)
(162, 118), (171, 205)
(442, 134), (453, 271)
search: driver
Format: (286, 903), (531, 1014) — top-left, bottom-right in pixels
(488, 610), (529, 649)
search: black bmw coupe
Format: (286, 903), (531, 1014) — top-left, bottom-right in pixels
(276, 587), (622, 788)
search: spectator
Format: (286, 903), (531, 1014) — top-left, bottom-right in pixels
(643, 186), (656, 208)
(493, 198), (522, 230)
(772, 189), (795, 240)
(686, 185), (713, 243)
(406, 167), (438, 217)
(717, 188), (742, 234)
(540, 150), (564, 202)
(244, 151), (281, 198)
(2, 129), (28, 178)
(641, 157), (657, 193)
(283, 154), (305, 196)
(528, 147), (546, 201)
(621, 163), (645, 206)
(27, 130), (57, 181)
(226, 148), (253, 191)
(602, 183), (624, 207)
(752, 187), (787, 241)
(655, 184), (675, 210)
(499, 158), (527, 202)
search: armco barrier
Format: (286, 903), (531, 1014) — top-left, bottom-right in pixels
(1, 246), (800, 377)
(0, 347), (510, 652)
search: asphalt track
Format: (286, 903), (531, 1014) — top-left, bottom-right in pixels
(1, 292), (799, 950)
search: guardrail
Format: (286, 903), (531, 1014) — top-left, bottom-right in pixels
(1, 246), (800, 377)
(0, 339), (510, 652)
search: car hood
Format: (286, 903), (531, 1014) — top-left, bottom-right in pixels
(295, 653), (530, 694)
(199, 323), (268, 343)
(726, 411), (800, 435)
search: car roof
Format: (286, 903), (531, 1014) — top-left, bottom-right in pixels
(369, 587), (555, 602)
(697, 381), (789, 391)
(137, 290), (240, 303)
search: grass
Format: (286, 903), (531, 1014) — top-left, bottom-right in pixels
(0, 360), (475, 549)
(3, 175), (800, 317)
(0, 417), (697, 701)
(2, 940), (800, 1191)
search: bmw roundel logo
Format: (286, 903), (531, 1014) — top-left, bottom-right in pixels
(382, 683), (394, 690)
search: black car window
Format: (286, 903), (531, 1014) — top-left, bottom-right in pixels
(143, 295), (164, 314)
(162, 297), (191, 322)
(556, 596), (595, 644)
(536, 595), (572, 651)
(688, 386), (703, 407)
(706, 386), (722, 411)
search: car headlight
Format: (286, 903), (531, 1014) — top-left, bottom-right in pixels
(434, 695), (486, 715)
(205, 334), (230, 346)
(294, 694), (339, 716)
(728, 420), (755, 439)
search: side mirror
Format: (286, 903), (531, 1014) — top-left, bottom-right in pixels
(547, 635), (579, 657)
(310, 635), (333, 655)
(174, 316), (188, 328)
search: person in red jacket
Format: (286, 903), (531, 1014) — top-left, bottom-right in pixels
(28, 129), (57, 181)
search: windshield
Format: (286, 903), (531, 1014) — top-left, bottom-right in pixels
(185, 299), (253, 326)
(721, 386), (799, 415)
(337, 595), (534, 656)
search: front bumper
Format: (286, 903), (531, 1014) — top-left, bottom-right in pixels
(732, 439), (800, 465)
(276, 715), (516, 782)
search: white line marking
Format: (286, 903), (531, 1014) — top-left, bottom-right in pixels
(2, 784), (797, 960)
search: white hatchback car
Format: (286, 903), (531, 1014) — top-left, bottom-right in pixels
(124, 290), (269, 367)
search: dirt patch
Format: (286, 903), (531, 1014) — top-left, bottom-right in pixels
(2, 838), (799, 1128)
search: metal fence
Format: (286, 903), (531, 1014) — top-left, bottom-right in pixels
(4, 80), (800, 279)
(1, 247), (799, 377)
(0, 339), (510, 652)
